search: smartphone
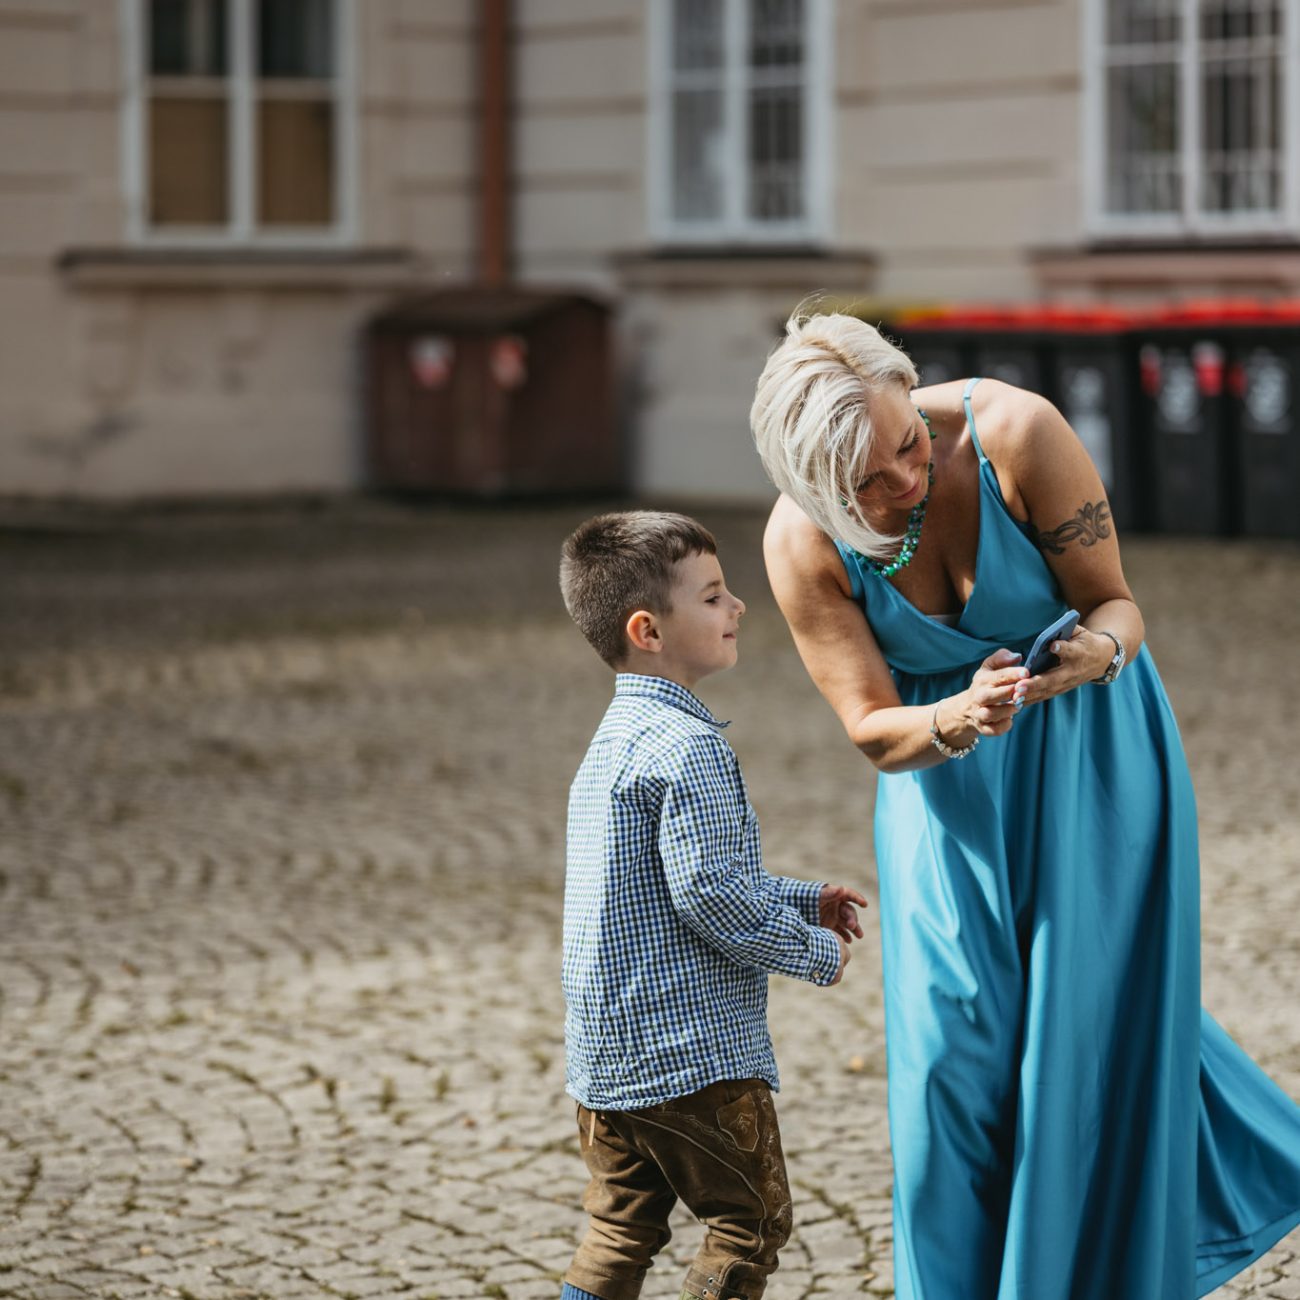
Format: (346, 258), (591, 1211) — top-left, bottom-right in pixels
(1024, 609), (1080, 675)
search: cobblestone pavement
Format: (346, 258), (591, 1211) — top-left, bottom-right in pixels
(0, 499), (1297, 1300)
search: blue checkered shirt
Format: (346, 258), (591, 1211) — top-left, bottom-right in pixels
(563, 673), (842, 1110)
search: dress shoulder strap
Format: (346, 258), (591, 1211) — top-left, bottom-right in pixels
(962, 377), (987, 464)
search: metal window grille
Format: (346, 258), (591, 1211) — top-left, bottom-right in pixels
(661, 0), (822, 240)
(1101, 0), (1290, 227)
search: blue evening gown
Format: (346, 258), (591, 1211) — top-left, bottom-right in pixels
(831, 378), (1300, 1298)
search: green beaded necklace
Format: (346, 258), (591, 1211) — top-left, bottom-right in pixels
(852, 407), (937, 580)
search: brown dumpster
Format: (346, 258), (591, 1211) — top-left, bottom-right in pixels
(365, 288), (619, 496)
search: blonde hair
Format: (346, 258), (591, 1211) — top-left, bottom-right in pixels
(750, 307), (919, 561)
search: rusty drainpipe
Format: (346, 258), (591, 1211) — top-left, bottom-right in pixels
(479, 0), (511, 287)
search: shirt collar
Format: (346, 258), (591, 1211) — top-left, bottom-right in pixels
(613, 673), (730, 729)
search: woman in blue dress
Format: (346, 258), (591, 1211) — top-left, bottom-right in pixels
(750, 309), (1300, 1298)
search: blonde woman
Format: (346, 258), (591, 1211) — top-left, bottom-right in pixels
(750, 309), (1300, 1299)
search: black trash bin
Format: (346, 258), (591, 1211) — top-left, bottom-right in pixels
(1134, 300), (1300, 539)
(887, 313), (966, 386)
(1224, 310), (1300, 540)
(881, 310), (969, 387)
(1042, 309), (1147, 536)
(894, 307), (1145, 534)
(907, 338), (967, 388)
(894, 308), (1045, 392)
(1135, 315), (1236, 536)
(973, 320), (1046, 394)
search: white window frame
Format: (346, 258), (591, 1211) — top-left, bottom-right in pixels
(1083, 0), (1300, 239)
(121, 0), (357, 247)
(647, 0), (833, 246)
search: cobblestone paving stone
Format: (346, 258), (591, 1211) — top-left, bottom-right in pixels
(0, 499), (1297, 1299)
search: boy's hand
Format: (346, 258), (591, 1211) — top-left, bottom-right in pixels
(827, 933), (851, 985)
(819, 884), (868, 942)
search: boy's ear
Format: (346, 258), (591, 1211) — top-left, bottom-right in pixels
(624, 609), (661, 654)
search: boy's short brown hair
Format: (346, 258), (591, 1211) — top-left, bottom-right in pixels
(559, 511), (718, 667)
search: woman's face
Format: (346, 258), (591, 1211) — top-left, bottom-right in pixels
(846, 383), (932, 520)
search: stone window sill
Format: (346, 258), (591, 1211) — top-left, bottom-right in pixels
(614, 246), (878, 290)
(57, 247), (422, 291)
(1031, 243), (1300, 294)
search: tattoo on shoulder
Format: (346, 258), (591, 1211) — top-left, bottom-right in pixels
(1027, 499), (1112, 555)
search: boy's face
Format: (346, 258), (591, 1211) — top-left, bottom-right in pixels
(651, 551), (746, 687)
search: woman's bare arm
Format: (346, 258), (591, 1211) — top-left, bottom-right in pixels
(981, 385), (1145, 704)
(764, 496), (1026, 773)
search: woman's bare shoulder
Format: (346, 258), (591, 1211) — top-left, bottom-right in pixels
(967, 378), (1058, 465)
(766, 492), (820, 544)
(765, 493), (833, 562)
(764, 495), (852, 596)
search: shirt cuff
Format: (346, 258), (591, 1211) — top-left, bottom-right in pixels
(774, 875), (825, 927)
(806, 925), (844, 987)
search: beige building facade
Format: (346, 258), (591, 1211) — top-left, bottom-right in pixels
(2, 0), (1297, 500)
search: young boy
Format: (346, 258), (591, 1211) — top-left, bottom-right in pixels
(556, 511), (867, 1300)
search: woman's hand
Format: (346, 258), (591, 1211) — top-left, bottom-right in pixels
(1012, 627), (1114, 706)
(936, 648), (1030, 742)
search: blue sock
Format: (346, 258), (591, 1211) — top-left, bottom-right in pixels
(560, 1286), (604, 1300)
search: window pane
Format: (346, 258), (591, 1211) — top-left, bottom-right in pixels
(672, 88), (724, 220)
(1201, 52), (1283, 212)
(1106, 0), (1181, 47)
(149, 95), (228, 224)
(1201, 0), (1282, 41)
(258, 0), (333, 78)
(258, 97), (333, 224)
(1198, 1), (1283, 213)
(749, 85), (803, 219)
(751, 0), (803, 68)
(149, 0), (227, 76)
(673, 0), (723, 71)
(1106, 62), (1180, 213)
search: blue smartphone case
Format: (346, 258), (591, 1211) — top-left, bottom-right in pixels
(1024, 609), (1080, 675)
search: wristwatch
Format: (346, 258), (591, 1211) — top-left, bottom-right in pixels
(1091, 631), (1126, 684)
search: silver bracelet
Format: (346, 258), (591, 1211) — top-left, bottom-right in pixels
(930, 702), (980, 760)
